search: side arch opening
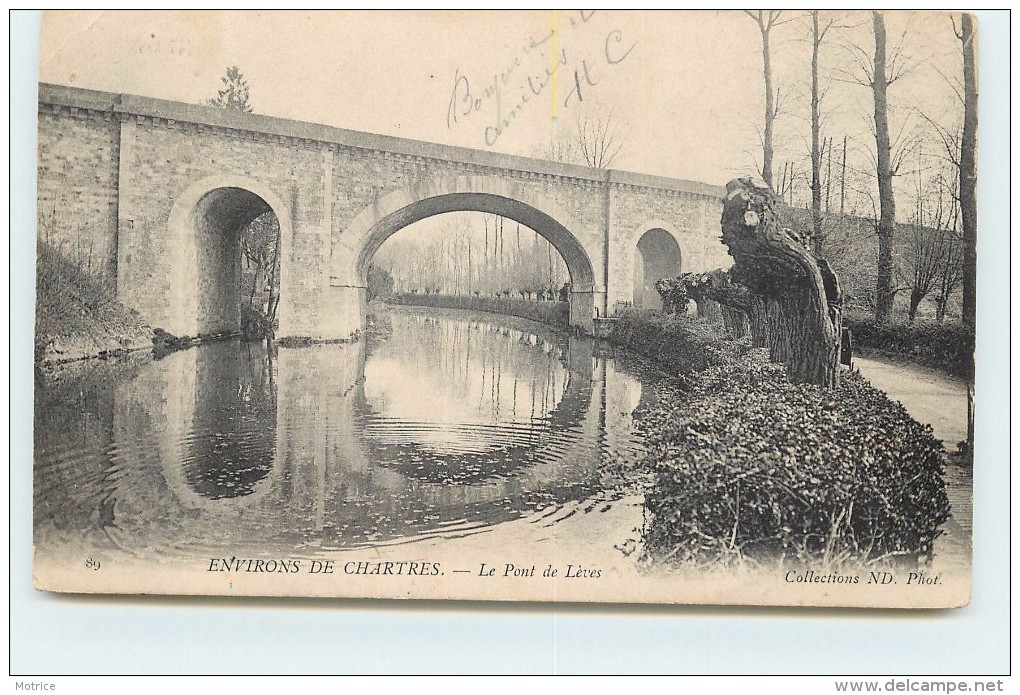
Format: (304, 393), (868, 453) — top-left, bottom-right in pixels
(633, 227), (682, 311)
(165, 176), (291, 338)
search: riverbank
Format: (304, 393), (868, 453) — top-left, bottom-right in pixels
(35, 241), (154, 366)
(35, 307), (153, 366)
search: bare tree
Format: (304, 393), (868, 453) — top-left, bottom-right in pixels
(870, 12), (897, 322)
(916, 14), (975, 332)
(957, 14), (977, 330)
(240, 212), (281, 323)
(841, 11), (916, 322)
(745, 11), (791, 187)
(575, 108), (626, 169)
(902, 169), (961, 321)
(933, 234), (963, 323)
(535, 123), (578, 164)
(809, 11), (842, 254)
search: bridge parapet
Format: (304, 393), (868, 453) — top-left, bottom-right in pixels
(39, 83), (724, 198)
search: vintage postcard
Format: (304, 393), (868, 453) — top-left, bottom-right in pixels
(33, 10), (979, 608)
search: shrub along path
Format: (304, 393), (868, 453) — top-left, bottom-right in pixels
(853, 356), (968, 448)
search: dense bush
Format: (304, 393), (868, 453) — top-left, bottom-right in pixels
(388, 293), (568, 328)
(367, 264), (395, 302)
(652, 277), (689, 315)
(845, 313), (974, 378)
(609, 309), (749, 377)
(640, 350), (950, 568)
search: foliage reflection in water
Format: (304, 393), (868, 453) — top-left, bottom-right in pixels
(33, 306), (660, 561)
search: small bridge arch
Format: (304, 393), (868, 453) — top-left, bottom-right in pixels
(164, 173), (293, 338)
(628, 220), (684, 311)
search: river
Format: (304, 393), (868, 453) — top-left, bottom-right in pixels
(33, 305), (663, 567)
(33, 305), (969, 606)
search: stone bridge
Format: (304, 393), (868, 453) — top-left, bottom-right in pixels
(36, 83), (730, 339)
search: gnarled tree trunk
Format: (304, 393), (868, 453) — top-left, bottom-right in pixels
(721, 305), (750, 339)
(696, 297), (722, 324)
(959, 14), (977, 332)
(720, 177), (843, 387)
(682, 269), (754, 341)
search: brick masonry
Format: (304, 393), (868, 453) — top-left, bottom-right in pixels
(37, 83), (730, 339)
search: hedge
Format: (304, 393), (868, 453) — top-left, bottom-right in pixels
(387, 293), (569, 328)
(639, 350), (951, 568)
(608, 309), (749, 377)
(844, 313), (974, 379)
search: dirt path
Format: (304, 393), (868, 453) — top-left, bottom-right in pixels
(853, 355), (969, 448)
(853, 355), (972, 578)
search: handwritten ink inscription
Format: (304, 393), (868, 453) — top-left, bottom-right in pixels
(446, 11), (637, 147)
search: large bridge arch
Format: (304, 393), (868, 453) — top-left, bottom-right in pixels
(162, 174), (293, 338)
(328, 176), (600, 337)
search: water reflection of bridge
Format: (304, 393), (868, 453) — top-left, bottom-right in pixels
(59, 309), (648, 553)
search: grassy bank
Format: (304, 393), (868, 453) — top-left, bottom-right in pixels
(388, 293), (569, 329)
(35, 241), (153, 365)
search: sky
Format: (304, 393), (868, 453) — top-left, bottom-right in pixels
(38, 10), (967, 194)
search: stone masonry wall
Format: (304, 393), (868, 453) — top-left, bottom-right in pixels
(118, 120), (325, 336)
(607, 183), (729, 312)
(330, 148), (609, 261)
(36, 106), (121, 286)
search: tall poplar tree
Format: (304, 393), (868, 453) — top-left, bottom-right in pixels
(957, 14), (977, 330)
